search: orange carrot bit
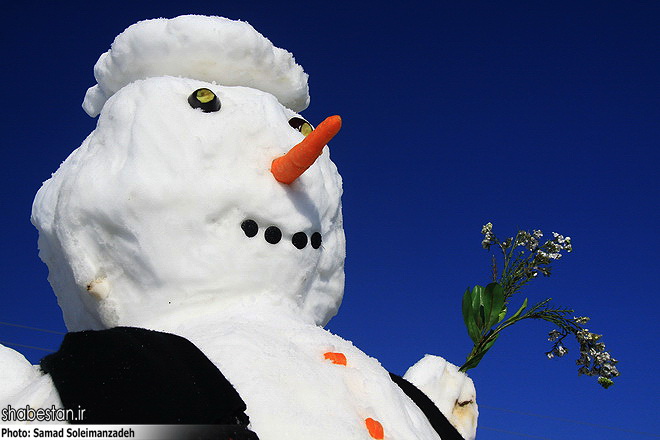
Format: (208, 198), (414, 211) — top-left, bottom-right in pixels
(365, 418), (384, 440)
(323, 352), (347, 366)
(271, 115), (342, 184)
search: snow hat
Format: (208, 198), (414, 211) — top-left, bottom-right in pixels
(32, 17), (344, 332)
(83, 15), (310, 117)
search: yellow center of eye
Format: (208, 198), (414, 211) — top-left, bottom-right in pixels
(196, 89), (215, 103)
(301, 122), (313, 136)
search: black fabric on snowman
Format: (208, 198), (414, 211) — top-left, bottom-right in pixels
(389, 373), (465, 440)
(40, 326), (255, 431)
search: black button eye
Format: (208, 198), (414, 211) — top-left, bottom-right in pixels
(188, 88), (221, 112)
(288, 117), (313, 136)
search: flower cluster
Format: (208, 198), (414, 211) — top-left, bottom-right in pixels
(465, 223), (618, 388)
(575, 326), (619, 388)
(545, 343), (568, 358)
(481, 222), (496, 249)
(545, 316), (619, 388)
(480, 224), (574, 299)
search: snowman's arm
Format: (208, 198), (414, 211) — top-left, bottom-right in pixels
(403, 355), (478, 440)
(390, 372), (465, 440)
(0, 344), (62, 423)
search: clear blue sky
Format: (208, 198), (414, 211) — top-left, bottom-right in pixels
(1, 1), (658, 439)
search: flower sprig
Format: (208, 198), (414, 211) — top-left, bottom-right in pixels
(460, 223), (619, 389)
(546, 316), (619, 389)
(481, 222), (572, 298)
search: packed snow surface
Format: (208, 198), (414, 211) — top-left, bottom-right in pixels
(83, 15), (309, 117)
(33, 77), (345, 331)
(151, 301), (456, 439)
(0, 345), (61, 418)
(405, 355), (478, 439)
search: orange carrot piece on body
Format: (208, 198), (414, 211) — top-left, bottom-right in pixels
(323, 352), (347, 366)
(365, 418), (384, 439)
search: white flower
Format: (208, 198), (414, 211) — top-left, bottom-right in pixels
(574, 316), (590, 325)
(596, 352), (611, 363)
(548, 329), (562, 341)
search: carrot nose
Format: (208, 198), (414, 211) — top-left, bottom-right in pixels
(271, 115), (342, 184)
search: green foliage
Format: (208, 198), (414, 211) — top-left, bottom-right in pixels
(462, 283), (505, 343)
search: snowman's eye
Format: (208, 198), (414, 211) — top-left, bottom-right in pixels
(288, 117), (313, 136)
(188, 88), (221, 112)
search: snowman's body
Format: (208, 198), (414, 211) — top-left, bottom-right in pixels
(0, 15), (477, 440)
(155, 301), (440, 439)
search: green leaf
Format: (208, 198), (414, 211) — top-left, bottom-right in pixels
(467, 322), (481, 344)
(471, 285), (485, 329)
(462, 287), (472, 327)
(598, 377), (615, 389)
(484, 283), (506, 329)
(482, 334), (499, 352)
(460, 354), (483, 371)
(479, 285), (493, 327)
(460, 334), (500, 371)
(507, 297), (528, 323)
(462, 287), (481, 343)
(497, 307), (508, 324)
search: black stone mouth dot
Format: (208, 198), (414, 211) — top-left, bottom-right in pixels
(292, 232), (308, 249)
(311, 232), (322, 249)
(241, 219), (258, 238)
(240, 219), (321, 250)
(264, 226), (282, 244)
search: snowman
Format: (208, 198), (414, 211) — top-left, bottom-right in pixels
(0, 15), (478, 440)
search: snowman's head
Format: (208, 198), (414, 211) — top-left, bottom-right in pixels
(31, 16), (345, 331)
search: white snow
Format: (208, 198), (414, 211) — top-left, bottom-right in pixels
(5, 14), (479, 439)
(405, 355), (479, 439)
(33, 77), (345, 331)
(0, 344), (41, 402)
(83, 15), (309, 117)
(150, 301), (446, 439)
(0, 345), (62, 422)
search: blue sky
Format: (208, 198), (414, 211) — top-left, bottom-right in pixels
(1, 1), (658, 438)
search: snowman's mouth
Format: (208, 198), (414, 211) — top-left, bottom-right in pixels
(240, 219), (322, 250)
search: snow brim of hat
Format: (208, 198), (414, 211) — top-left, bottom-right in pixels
(82, 15), (310, 117)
